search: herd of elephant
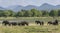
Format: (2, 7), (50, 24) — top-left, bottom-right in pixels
(2, 19), (59, 26)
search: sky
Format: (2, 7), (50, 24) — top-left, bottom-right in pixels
(0, 0), (60, 7)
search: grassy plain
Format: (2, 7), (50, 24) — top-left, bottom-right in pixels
(0, 17), (60, 33)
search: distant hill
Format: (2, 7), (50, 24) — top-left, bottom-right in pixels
(6, 5), (24, 11)
(23, 5), (38, 10)
(38, 3), (55, 10)
(0, 7), (5, 10)
(1, 3), (60, 11)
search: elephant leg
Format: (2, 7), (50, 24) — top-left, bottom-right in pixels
(40, 23), (41, 25)
(26, 24), (28, 26)
(5, 24), (7, 26)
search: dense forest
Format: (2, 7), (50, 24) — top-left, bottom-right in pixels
(0, 9), (60, 17)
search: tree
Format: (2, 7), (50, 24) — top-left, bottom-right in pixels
(42, 11), (49, 17)
(36, 10), (42, 17)
(0, 10), (4, 17)
(16, 11), (24, 17)
(58, 10), (60, 16)
(24, 10), (32, 17)
(49, 10), (58, 17)
(4, 10), (14, 17)
(31, 9), (39, 17)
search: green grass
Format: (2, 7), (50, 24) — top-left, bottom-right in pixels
(0, 17), (60, 33)
(0, 24), (60, 33)
(0, 17), (59, 22)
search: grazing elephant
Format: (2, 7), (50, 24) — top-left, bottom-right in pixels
(2, 20), (18, 26)
(47, 21), (52, 25)
(47, 20), (58, 25)
(53, 20), (58, 25)
(2, 20), (10, 26)
(35, 20), (44, 25)
(10, 22), (17, 26)
(2, 20), (29, 26)
(18, 21), (29, 26)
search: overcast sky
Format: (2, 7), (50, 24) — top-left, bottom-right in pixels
(0, 0), (60, 7)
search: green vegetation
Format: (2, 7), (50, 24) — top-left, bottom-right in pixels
(0, 24), (60, 33)
(0, 17), (60, 33)
(0, 9), (60, 17)
(0, 8), (60, 33)
(0, 17), (59, 22)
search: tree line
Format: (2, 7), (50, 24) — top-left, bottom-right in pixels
(0, 9), (60, 17)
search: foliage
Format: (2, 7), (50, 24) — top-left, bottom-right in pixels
(0, 9), (60, 17)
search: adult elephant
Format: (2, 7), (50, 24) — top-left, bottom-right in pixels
(10, 22), (17, 26)
(2, 20), (10, 26)
(2, 20), (18, 26)
(18, 21), (29, 26)
(47, 20), (58, 25)
(35, 20), (44, 25)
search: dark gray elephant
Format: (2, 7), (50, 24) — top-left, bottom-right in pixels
(47, 20), (58, 25)
(35, 20), (44, 25)
(10, 22), (17, 26)
(2, 20), (10, 26)
(18, 21), (29, 26)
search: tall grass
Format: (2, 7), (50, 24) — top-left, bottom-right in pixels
(0, 24), (60, 33)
